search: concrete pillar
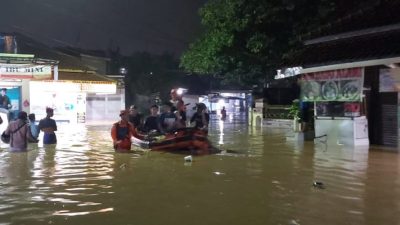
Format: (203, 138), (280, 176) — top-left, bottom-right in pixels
(53, 65), (58, 80)
(21, 80), (30, 114)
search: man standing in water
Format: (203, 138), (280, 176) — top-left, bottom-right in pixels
(28, 113), (40, 140)
(4, 111), (37, 152)
(111, 110), (144, 152)
(38, 107), (57, 144)
(220, 106), (227, 120)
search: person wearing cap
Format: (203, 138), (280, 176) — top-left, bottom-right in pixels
(190, 103), (210, 133)
(4, 111), (38, 151)
(111, 109), (144, 152)
(38, 107), (58, 144)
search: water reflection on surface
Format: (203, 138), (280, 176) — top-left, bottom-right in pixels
(0, 115), (399, 225)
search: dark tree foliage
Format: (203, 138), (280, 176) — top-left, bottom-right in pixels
(180, 0), (376, 86)
(114, 52), (216, 107)
(119, 52), (180, 104)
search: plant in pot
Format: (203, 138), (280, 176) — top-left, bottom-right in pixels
(288, 99), (301, 132)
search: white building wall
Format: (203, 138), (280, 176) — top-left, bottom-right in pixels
(86, 88), (125, 123)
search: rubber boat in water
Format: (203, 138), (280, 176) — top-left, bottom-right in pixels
(134, 128), (217, 154)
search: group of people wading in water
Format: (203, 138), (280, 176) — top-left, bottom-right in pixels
(111, 89), (210, 152)
(1, 107), (58, 152)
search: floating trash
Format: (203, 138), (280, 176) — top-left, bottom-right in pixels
(313, 181), (325, 189)
(289, 219), (300, 225)
(184, 155), (192, 162)
(213, 171), (225, 175)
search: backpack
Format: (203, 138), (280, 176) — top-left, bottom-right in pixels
(1, 122), (27, 144)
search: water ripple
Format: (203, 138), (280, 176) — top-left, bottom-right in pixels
(0, 119), (399, 224)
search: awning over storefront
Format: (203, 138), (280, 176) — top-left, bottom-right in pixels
(31, 80), (116, 94)
(276, 57), (400, 79)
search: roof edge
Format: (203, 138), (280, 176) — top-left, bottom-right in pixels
(305, 23), (400, 45)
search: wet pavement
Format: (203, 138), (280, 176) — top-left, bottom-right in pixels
(0, 114), (399, 225)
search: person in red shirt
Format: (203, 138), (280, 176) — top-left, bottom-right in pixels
(111, 110), (143, 152)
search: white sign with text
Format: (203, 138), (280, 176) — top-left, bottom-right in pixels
(0, 63), (52, 79)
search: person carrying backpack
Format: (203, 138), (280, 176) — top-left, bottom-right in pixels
(3, 111), (37, 152)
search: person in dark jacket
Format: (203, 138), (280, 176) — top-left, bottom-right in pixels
(159, 102), (177, 134)
(128, 105), (142, 129)
(143, 105), (160, 133)
(190, 103), (210, 133)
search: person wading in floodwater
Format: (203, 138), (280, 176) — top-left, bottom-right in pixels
(220, 106), (227, 120)
(111, 110), (145, 152)
(4, 111), (38, 152)
(38, 107), (57, 144)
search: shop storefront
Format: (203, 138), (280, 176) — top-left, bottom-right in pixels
(29, 80), (117, 123)
(1, 34), (122, 125)
(0, 55), (57, 134)
(0, 57), (117, 125)
(0, 57), (57, 116)
(300, 67), (369, 146)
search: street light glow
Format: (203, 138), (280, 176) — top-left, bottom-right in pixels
(177, 88), (183, 95)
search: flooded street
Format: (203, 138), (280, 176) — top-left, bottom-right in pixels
(0, 115), (399, 225)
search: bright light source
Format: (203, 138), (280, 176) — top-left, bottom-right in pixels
(176, 88), (188, 95)
(119, 67), (127, 75)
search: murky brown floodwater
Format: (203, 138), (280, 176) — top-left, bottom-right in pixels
(0, 114), (399, 225)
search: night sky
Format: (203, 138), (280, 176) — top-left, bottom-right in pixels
(0, 0), (207, 55)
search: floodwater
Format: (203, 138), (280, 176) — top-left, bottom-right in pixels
(0, 114), (399, 225)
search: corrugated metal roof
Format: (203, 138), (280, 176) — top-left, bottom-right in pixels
(14, 33), (92, 71)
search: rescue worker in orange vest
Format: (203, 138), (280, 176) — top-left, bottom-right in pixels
(111, 109), (144, 152)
